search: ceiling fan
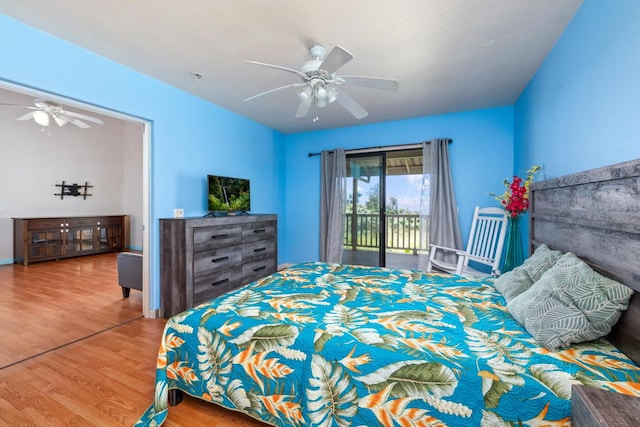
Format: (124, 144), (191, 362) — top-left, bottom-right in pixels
(0, 98), (104, 128)
(244, 45), (399, 120)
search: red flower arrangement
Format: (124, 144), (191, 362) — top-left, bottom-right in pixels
(490, 166), (541, 218)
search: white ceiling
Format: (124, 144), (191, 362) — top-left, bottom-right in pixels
(0, 1), (583, 134)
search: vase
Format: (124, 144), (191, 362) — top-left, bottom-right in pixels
(503, 215), (523, 273)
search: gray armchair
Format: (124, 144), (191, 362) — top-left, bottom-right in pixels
(117, 252), (143, 297)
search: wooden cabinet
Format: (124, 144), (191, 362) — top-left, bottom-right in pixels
(160, 214), (277, 318)
(13, 216), (125, 265)
(572, 384), (640, 426)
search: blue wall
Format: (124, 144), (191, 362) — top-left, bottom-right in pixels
(514, 1), (640, 249)
(282, 107), (514, 263)
(0, 15), (285, 310)
(515, 1), (640, 179)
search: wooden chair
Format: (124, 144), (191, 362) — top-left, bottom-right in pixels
(426, 206), (508, 277)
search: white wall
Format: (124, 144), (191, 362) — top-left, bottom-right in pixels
(121, 121), (144, 250)
(0, 89), (143, 263)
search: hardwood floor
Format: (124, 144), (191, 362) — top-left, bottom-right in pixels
(0, 318), (268, 425)
(0, 254), (268, 426)
(0, 253), (142, 368)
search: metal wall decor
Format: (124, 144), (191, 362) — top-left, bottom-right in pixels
(54, 181), (93, 199)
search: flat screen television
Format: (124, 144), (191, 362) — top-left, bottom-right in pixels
(207, 174), (250, 213)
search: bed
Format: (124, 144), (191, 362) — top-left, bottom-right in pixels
(136, 159), (640, 426)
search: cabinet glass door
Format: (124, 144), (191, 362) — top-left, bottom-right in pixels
(67, 228), (95, 254)
(29, 231), (64, 259)
(98, 224), (122, 250)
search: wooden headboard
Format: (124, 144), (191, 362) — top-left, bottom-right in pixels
(529, 158), (640, 364)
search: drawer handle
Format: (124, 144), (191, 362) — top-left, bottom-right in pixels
(212, 278), (229, 287)
(212, 256), (229, 263)
(253, 228), (266, 234)
(253, 265), (266, 272)
(211, 234), (229, 239)
(253, 247), (266, 253)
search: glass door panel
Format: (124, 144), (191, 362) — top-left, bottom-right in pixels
(29, 230), (64, 259)
(384, 149), (423, 270)
(342, 154), (384, 267)
(98, 225), (122, 250)
(67, 228), (95, 254)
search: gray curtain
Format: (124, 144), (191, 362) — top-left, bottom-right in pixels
(320, 148), (346, 263)
(418, 138), (462, 269)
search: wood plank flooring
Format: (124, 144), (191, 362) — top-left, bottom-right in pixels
(0, 253), (142, 368)
(0, 318), (267, 426)
(0, 253), (267, 426)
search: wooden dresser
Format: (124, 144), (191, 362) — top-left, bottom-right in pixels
(572, 385), (640, 426)
(160, 214), (277, 318)
(13, 215), (125, 265)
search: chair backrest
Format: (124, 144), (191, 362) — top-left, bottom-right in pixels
(464, 207), (509, 274)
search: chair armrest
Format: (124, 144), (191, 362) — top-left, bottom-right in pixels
(429, 243), (458, 252)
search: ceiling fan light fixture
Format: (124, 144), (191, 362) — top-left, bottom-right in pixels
(315, 85), (327, 99)
(52, 114), (68, 127)
(316, 98), (329, 108)
(327, 87), (338, 104)
(33, 110), (50, 126)
(298, 85), (312, 101)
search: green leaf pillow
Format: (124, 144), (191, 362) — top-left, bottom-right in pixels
(494, 244), (562, 303)
(508, 252), (634, 351)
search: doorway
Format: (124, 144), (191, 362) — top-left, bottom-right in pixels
(0, 80), (152, 317)
(342, 148), (424, 269)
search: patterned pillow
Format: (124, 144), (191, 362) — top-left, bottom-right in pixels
(512, 252), (634, 351)
(493, 267), (534, 303)
(520, 244), (562, 282)
(494, 244), (562, 303)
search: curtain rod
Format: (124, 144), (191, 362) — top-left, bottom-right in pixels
(307, 139), (452, 157)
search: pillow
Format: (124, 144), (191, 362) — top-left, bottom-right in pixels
(508, 252), (634, 351)
(494, 244), (562, 302)
(493, 267), (534, 303)
(520, 244), (562, 282)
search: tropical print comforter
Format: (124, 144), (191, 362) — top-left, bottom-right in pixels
(136, 262), (640, 426)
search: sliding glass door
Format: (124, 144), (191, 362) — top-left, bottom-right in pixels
(342, 148), (423, 268)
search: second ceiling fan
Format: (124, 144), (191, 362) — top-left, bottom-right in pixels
(244, 45), (399, 120)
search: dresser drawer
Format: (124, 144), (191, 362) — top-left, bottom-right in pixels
(242, 221), (275, 243)
(193, 246), (242, 277)
(242, 239), (276, 263)
(242, 258), (277, 284)
(193, 225), (242, 252)
(193, 267), (243, 306)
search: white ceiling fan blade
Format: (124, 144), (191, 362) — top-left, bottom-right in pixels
(245, 61), (307, 79)
(60, 109), (104, 124)
(339, 76), (399, 91)
(319, 46), (353, 74)
(335, 89), (368, 120)
(16, 111), (35, 121)
(66, 117), (91, 128)
(244, 83), (306, 102)
(295, 95), (313, 118)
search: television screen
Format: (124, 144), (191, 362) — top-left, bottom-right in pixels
(207, 175), (250, 213)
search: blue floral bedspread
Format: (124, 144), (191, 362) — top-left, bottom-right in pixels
(136, 262), (640, 426)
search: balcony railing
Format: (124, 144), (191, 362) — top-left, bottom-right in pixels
(344, 213), (426, 254)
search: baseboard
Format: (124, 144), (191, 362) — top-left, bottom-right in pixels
(0, 258), (14, 265)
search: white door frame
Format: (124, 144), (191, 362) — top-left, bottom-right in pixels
(0, 80), (154, 318)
